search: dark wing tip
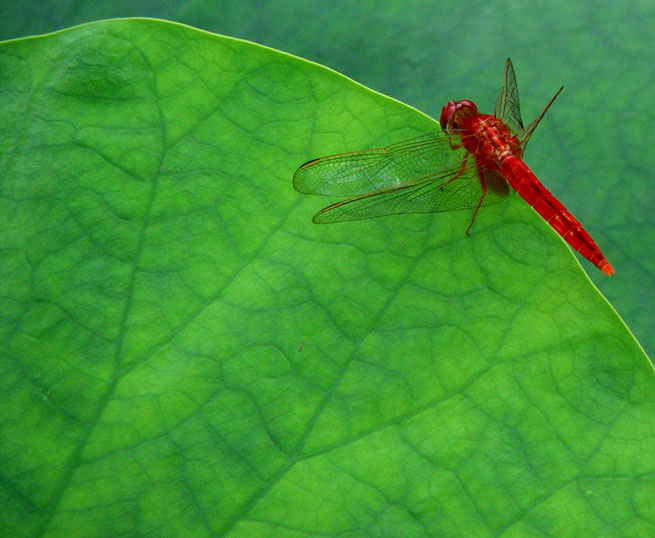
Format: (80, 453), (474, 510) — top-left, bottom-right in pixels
(299, 157), (321, 169)
(311, 201), (340, 224)
(293, 157), (321, 192)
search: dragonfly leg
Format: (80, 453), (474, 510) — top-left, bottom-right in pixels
(447, 137), (463, 151)
(439, 154), (470, 191)
(465, 162), (488, 235)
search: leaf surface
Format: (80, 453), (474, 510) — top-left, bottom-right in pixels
(1, 19), (653, 538)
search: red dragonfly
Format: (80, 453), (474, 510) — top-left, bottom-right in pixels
(293, 59), (614, 275)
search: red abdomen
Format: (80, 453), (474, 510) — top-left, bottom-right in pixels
(500, 156), (614, 275)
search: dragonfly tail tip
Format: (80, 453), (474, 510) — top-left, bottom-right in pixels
(599, 260), (615, 276)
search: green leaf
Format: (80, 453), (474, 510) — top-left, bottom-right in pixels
(1, 19), (653, 537)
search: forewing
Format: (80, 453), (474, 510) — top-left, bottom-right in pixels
(293, 132), (462, 196)
(494, 58), (524, 134)
(313, 161), (509, 224)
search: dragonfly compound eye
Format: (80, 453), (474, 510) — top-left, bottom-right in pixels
(440, 99), (478, 134)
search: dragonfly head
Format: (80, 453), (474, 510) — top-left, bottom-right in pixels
(440, 99), (478, 134)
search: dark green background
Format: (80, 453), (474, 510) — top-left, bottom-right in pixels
(3, 0), (651, 358)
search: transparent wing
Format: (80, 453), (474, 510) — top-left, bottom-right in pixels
(494, 58), (524, 134)
(293, 132), (464, 197)
(312, 163), (509, 224)
(517, 85), (563, 150)
(495, 58), (564, 151)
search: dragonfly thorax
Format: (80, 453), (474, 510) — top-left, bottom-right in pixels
(440, 99), (478, 135)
